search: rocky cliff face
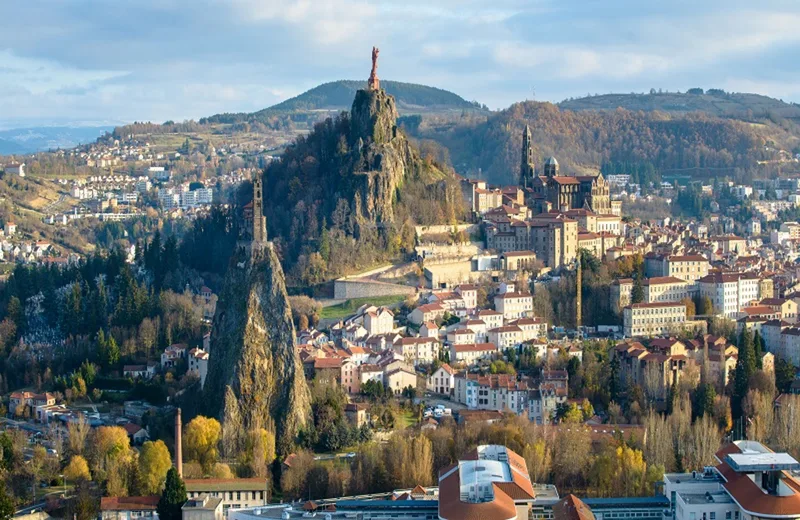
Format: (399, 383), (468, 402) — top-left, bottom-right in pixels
(204, 242), (311, 456)
(346, 87), (442, 226)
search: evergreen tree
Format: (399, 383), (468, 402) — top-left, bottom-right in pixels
(609, 355), (620, 402)
(666, 378), (678, 415)
(630, 274), (644, 304)
(733, 327), (756, 420)
(753, 330), (764, 370)
(0, 481), (13, 520)
(157, 468), (187, 520)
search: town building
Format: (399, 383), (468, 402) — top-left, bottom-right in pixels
(393, 337), (441, 366)
(494, 292), (534, 320)
(699, 272), (760, 318)
(427, 364), (455, 395)
(438, 445), (538, 520)
(100, 496), (159, 520)
(182, 496), (224, 520)
(623, 302), (694, 338)
(664, 440), (800, 520)
(185, 478), (268, 514)
(644, 254), (710, 284)
(450, 343), (498, 365)
(188, 348), (209, 387)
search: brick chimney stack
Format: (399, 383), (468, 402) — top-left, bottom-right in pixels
(175, 407), (183, 478)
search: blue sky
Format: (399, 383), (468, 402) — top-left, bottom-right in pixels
(1, 0), (799, 127)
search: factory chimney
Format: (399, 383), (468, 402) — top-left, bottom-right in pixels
(175, 407), (183, 478)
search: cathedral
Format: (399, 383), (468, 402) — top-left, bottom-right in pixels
(520, 125), (612, 215)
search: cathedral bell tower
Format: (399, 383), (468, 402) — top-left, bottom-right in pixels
(520, 125), (535, 188)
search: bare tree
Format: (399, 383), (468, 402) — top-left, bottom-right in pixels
(686, 414), (721, 470)
(644, 410), (675, 472)
(772, 394), (800, 460)
(67, 416), (90, 456)
(745, 390), (774, 443)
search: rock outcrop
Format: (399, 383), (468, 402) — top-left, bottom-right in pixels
(204, 242), (311, 456)
(346, 87), (446, 226)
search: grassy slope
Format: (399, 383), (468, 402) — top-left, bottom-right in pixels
(320, 295), (407, 320)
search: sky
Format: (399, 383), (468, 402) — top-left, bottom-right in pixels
(1, 0), (799, 128)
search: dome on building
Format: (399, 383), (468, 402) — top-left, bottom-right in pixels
(544, 156), (559, 166)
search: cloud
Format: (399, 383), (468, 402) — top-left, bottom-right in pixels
(0, 0), (799, 125)
(226, 0), (378, 44)
(0, 49), (126, 95)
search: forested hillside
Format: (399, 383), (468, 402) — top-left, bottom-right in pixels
(559, 90), (800, 121)
(406, 101), (799, 185)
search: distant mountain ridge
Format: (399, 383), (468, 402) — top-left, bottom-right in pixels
(0, 126), (114, 154)
(202, 80), (483, 124)
(559, 91), (800, 121)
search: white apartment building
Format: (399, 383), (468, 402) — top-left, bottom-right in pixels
(644, 276), (692, 303)
(426, 364), (455, 395)
(646, 254), (710, 284)
(455, 285), (478, 309)
(450, 343), (497, 365)
(475, 310), (504, 330)
(699, 272), (760, 318)
(623, 302), (687, 337)
(363, 307), (394, 336)
(453, 373), (529, 415)
(487, 325), (523, 349)
(493, 292), (533, 320)
(393, 337), (440, 366)
(188, 348), (209, 387)
(508, 317), (547, 341)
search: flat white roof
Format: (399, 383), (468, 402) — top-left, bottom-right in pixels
(458, 459), (511, 503)
(727, 452), (800, 472)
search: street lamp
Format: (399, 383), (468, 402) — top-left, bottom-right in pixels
(59, 474), (64, 497)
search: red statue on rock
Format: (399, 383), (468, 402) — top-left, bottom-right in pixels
(368, 46), (380, 91)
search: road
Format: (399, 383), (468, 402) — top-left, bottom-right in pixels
(42, 193), (66, 215)
(416, 392), (467, 411)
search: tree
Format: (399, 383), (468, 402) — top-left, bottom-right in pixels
(64, 455), (91, 481)
(693, 383), (716, 419)
(754, 330), (764, 369)
(90, 426), (131, 477)
(280, 450), (314, 500)
(745, 390), (774, 443)
(681, 297), (696, 317)
(139, 440), (172, 495)
(68, 416), (90, 455)
(184, 416), (221, 475)
(631, 275), (644, 304)
(775, 358), (795, 393)
(0, 482), (14, 520)
(157, 468), (187, 520)
(733, 327), (757, 421)
(522, 439), (552, 483)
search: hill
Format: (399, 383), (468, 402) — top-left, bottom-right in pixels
(202, 80), (483, 125)
(263, 84), (464, 287)
(559, 90), (800, 121)
(406, 100), (800, 185)
(0, 126), (114, 154)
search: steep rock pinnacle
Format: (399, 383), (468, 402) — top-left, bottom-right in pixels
(204, 242), (311, 456)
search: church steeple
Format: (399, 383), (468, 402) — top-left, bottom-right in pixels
(520, 125), (534, 188)
(252, 175), (267, 243)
